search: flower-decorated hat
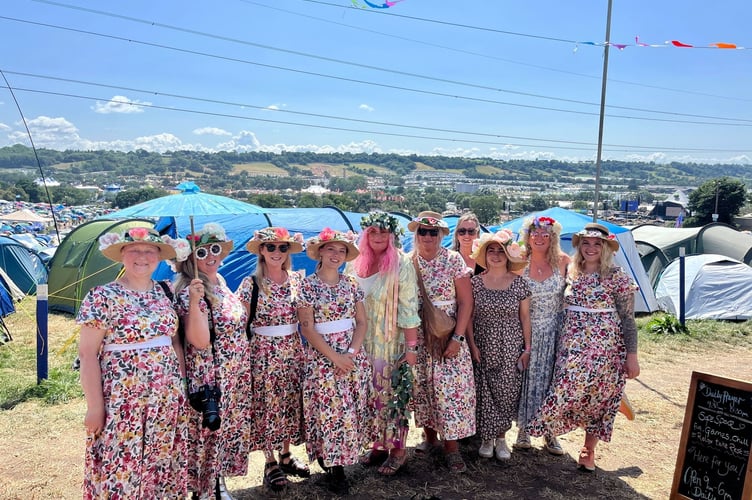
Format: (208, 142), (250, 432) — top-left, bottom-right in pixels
(571, 222), (619, 252)
(246, 226), (304, 255)
(406, 210), (450, 236)
(306, 227), (359, 262)
(99, 226), (178, 262)
(184, 223), (234, 262)
(470, 229), (527, 271)
(520, 215), (563, 237)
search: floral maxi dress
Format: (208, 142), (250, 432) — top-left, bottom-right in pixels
(176, 282), (252, 494)
(517, 269), (565, 429)
(76, 281), (188, 499)
(299, 273), (374, 467)
(526, 268), (638, 442)
(236, 272), (305, 452)
(411, 248), (476, 441)
(472, 274), (531, 440)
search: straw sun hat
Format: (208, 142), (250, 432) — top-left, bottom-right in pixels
(245, 226), (304, 255)
(470, 229), (527, 271)
(407, 210), (450, 236)
(306, 227), (359, 262)
(571, 223), (620, 252)
(98, 226), (178, 262)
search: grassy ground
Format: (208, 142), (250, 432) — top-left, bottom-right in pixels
(1, 299), (751, 499)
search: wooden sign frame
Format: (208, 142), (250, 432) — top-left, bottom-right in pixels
(671, 371), (752, 500)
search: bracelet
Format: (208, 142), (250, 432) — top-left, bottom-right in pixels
(452, 333), (466, 343)
(406, 345), (418, 354)
(347, 347), (356, 354)
(522, 348), (531, 354)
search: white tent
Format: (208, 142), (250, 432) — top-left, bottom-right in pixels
(655, 254), (752, 320)
(0, 209), (51, 223)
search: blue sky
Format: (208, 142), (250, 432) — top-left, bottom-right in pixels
(1, 0), (750, 165)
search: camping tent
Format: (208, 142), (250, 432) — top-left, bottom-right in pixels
(631, 223), (752, 287)
(496, 207), (659, 313)
(655, 254), (752, 320)
(0, 235), (48, 295)
(0, 208), (52, 223)
(47, 219), (155, 314)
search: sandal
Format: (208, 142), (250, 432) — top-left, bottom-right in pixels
(317, 456), (331, 474)
(445, 451), (467, 474)
(378, 452), (407, 476)
(263, 461), (288, 492)
(360, 449), (388, 466)
(278, 452), (310, 478)
(578, 447), (596, 472)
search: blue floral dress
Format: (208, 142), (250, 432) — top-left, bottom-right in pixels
(236, 272), (305, 452)
(76, 281), (188, 499)
(176, 282), (252, 493)
(411, 248), (476, 441)
(517, 269), (566, 429)
(527, 268), (638, 442)
(299, 273), (375, 467)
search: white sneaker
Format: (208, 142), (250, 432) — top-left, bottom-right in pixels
(495, 438), (511, 460)
(478, 439), (495, 458)
(544, 435), (565, 456)
(514, 429), (531, 450)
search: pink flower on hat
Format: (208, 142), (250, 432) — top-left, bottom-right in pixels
(128, 227), (150, 240)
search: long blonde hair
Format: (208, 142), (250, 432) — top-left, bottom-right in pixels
(569, 242), (614, 281)
(173, 257), (226, 307)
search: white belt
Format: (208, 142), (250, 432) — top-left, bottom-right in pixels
(254, 323), (298, 337)
(315, 318), (354, 335)
(432, 299), (456, 307)
(566, 306), (616, 313)
(102, 335), (171, 352)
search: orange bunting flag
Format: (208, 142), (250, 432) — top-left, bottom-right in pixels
(710, 42), (737, 49)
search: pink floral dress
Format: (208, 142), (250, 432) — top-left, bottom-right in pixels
(76, 281), (188, 499)
(236, 272), (305, 452)
(526, 268), (638, 442)
(299, 273), (375, 467)
(176, 282), (252, 493)
(411, 248), (476, 441)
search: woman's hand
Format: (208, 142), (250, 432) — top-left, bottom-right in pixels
(469, 343), (480, 363)
(624, 353), (640, 379)
(517, 351), (531, 371)
(443, 339), (461, 359)
(333, 352), (355, 375)
(188, 278), (204, 302)
(84, 403), (105, 436)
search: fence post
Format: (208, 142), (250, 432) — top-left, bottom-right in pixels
(36, 284), (48, 383)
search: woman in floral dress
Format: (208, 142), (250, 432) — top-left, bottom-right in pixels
(298, 228), (373, 495)
(237, 227), (309, 492)
(515, 216), (570, 455)
(77, 226), (188, 499)
(527, 223), (640, 472)
(409, 211), (475, 474)
(469, 230), (531, 461)
(173, 223), (251, 499)
(346, 212), (420, 476)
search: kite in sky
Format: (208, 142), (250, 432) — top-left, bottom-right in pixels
(352, 0), (406, 8)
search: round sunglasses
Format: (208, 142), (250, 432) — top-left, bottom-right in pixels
(194, 243), (223, 260)
(262, 243), (290, 253)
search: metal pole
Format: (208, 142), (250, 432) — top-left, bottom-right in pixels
(592, 0), (613, 222)
(678, 247), (686, 326)
(36, 284), (49, 382)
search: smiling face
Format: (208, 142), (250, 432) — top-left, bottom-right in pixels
(259, 241), (291, 271)
(319, 242), (348, 270)
(121, 243), (161, 278)
(579, 237), (604, 265)
(194, 243), (223, 278)
(528, 228), (552, 256)
(416, 225), (442, 257)
(367, 226), (392, 255)
(485, 242), (509, 270)
(455, 220), (479, 248)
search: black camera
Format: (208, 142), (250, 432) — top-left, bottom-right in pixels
(188, 384), (222, 431)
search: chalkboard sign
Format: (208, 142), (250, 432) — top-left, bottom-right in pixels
(671, 372), (752, 500)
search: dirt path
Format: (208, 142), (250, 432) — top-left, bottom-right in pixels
(1, 342), (750, 499)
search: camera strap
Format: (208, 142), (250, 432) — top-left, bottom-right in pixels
(245, 276), (259, 341)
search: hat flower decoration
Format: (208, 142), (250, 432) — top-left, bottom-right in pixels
(471, 228), (526, 260)
(98, 226), (185, 262)
(306, 227), (360, 261)
(161, 235), (192, 263)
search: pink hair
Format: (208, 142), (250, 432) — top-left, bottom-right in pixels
(353, 226), (399, 276)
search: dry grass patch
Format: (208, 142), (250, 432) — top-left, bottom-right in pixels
(233, 162), (288, 176)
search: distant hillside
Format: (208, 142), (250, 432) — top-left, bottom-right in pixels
(1, 145), (750, 191)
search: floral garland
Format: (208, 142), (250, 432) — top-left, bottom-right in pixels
(386, 362), (414, 436)
(520, 215), (562, 237)
(360, 211), (404, 237)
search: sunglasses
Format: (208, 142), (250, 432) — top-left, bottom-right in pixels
(417, 228), (440, 237)
(195, 243), (223, 260)
(262, 243), (290, 253)
(457, 228), (477, 236)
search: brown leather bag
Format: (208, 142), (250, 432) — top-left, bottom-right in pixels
(412, 254), (456, 359)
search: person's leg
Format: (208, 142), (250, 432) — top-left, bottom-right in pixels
(444, 439), (466, 473)
(378, 445), (408, 476)
(578, 433), (598, 471)
(262, 450), (288, 492)
(278, 440), (310, 477)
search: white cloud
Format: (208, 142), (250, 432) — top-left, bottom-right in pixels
(8, 116), (82, 148)
(265, 105), (280, 111)
(359, 104), (374, 112)
(193, 127), (232, 137)
(92, 95), (151, 114)
(0, 122), (10, 132)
